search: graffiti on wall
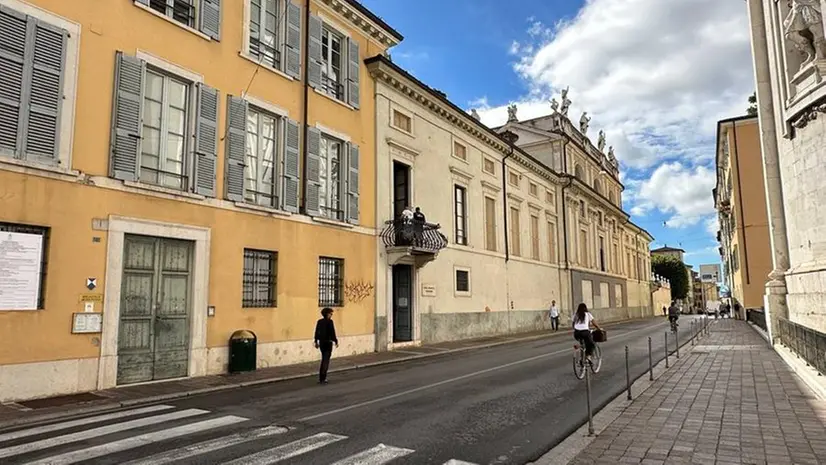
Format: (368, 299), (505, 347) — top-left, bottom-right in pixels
(344, 280), (374, 303)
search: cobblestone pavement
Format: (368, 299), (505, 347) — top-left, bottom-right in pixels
(568, 319), (826, 465)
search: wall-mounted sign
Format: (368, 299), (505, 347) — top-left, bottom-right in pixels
(0, 231), (44, 311)
(79, 293), (103, 303)
(421, 284), (436, 297)
(72, 312), (103, 334)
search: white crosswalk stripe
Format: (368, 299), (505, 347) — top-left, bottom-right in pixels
(221, 432), (347, 465)
(330, 443), (414, 465)
(0, 408), (208, 459)
(23, 415), (248, 465)
(0, 405), (174, 443)
(119, 425), (288, 465)
(0, 405), (480, 465)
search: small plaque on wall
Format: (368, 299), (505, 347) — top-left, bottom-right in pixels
(422, 284), (436, 297)
(72, 312), (103, 334)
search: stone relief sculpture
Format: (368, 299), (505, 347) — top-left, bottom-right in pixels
(607, 146), (616, 163)
(559, 87), (571, 116)
(507, 104), (518, 122)
(783, 0), (826, 72)
(579, 112), (591, 135)
(550, 98), (559, 113)
(470, 109), (481, 121)
(597, 130), (606, 152)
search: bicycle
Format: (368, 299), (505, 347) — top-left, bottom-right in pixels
(669, 318), (678, 334)
(573, 332), (602, 380)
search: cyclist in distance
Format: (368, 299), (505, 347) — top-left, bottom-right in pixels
(573, 303), (602, 361)
(668, 300), (680, 329)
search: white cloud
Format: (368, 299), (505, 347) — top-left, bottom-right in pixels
(704, 216), (719, 237)
(631, 162), (716, 227)
(473, 0), (754, 171)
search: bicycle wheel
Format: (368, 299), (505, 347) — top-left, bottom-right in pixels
(573, 348), (585, 380)
(589, 344), (602, 373)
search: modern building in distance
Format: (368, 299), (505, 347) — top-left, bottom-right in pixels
(0, 0), (400, 402)
(747, 0), (826, 338)
(699, 263), (721, 283)
(713, 115), (772, 310)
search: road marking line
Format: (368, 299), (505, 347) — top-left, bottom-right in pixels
(120, 425), (288, 465)
(330, 443), (414, 465)
(221, 432), (347, 465)
(22, 415), (248, 465)
(298, 321), (666, 422)
(0, 408), (208, 459)
(0, 405), (175, 443)
(442, 460), (479, 465)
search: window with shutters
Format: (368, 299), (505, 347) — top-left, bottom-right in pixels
(308, 15), (359, 108)
(453, 141), (467, 162)
(245, 107), (282, 207)
(547, 221), (557, 263)
(391, 109), (412, 134)
(320, 26), (346, 100)
(530, 214), (540, 260)
(318, 256), (344, 307)
(454, 267), (471, 296)
(529, 182), (538, 197)
(482, 157), (496, 175)
(454, 185), (467, 245)
(319, 134), (345, 221)
(484, 196), (496, 252)
(134, 0), (221, 40)
(508, 171), (519, 187)
(140, 70), (191, 190)
(248, 0), (282, 70)
(0, 4), (76, 169)
(242, 249), (277, 308)
(509, 206), (521, 257)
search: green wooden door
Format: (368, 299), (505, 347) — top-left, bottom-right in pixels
(117, 235), (192, 385)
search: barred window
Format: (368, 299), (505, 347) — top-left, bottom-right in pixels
(0, 222), (49, 310)
(318, 257), (344, 307)
(149, 0), (197, 28)
(242, 249), (277, 308)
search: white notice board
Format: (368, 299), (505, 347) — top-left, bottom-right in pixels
(0, 231), (44, 310)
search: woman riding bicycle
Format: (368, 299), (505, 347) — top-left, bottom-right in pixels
(573, 303), (602, 360)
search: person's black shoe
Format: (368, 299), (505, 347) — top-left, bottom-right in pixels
(319, 380), (328, 384)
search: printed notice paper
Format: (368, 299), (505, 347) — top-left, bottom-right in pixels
(0, 231), (44, 310)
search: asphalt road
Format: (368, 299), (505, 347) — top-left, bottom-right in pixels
(0, 315), (703, 465)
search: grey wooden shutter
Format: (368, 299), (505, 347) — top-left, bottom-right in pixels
(307, 14), (322, 89)
(282, 118), (300, 212)
(304, 126), (321, 217)
(199, 0), (221, 40)
(193, 83), (218, 197)
(110, 52), (145, 181)
(22, 19), (68, 165)
(224, 95), (247, 201)
(0, 5), (27, 156)
(347, 39), (360, 108)
(284, 1), (301, 78)
(346, 143), (360, 224)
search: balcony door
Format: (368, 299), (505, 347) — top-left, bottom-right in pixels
(393, 161), (410, 218)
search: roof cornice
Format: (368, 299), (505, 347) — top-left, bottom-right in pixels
(367, 57), (561, 184)
(318, 0), (403, 47)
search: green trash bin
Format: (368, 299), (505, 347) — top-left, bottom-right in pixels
(228, 329), (257, 373)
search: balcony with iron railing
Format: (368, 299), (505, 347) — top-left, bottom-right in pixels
(321, 75), (345, 101)
(380, 218), (448, 267)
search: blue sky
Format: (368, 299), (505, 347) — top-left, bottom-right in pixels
(361, 0), (756, 271)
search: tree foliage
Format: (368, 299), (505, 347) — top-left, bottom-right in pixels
(652, 254), (689, 300)
(747, 92), (757, 116)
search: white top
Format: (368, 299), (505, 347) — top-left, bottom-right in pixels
(549, 305), (559, 318)
(573, 312), (594, 331)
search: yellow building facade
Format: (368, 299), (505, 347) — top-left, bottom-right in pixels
(0, 0), (401, 401)
(714, 115), (772, 310)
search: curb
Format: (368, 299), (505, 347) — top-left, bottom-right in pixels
(529, 316), (715, 465)
(0, 316), (658, 431)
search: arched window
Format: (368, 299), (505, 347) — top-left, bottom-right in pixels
(593, 179), (602, 195)
(574, 164), (585, 180)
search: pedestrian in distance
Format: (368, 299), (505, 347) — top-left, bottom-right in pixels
(548, 300), (560, 331)
(314, 307), (338, 384)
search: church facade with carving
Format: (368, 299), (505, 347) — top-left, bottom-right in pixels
(746, 0), (826, 339)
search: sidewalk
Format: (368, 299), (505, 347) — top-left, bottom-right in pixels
(0, 326), (571, 428)
(566, 319), (826, 465)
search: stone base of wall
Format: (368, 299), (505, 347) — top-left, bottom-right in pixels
(592, 306), (654, 324)
(420, 310), (551, 344)
(786, 266), (826, 334)
(0, 334), (376, 403)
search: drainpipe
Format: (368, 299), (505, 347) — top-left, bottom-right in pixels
(500, 132), (518, 263)
(300, 0), (311, 212)
(559, 138), (576, 319)
(731, 124), (750, 286)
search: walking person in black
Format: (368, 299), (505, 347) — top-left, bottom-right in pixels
(314, 307), (338, 384)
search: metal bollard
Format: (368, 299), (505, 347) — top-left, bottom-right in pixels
(585, 363), (594, 436)
(690, 321), (695, 345)
(676, 327), (680, 359)
(648, 336), (654, 381)
(665, 332), (669, 368)
(626, 345), (632, 400)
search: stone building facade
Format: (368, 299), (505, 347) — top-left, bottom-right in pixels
(746, 0), (826, 338)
